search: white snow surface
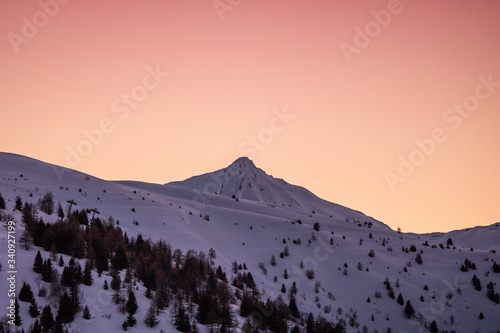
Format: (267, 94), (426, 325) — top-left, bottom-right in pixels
(0, 152), (499, 332)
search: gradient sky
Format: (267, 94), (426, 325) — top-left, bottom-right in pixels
(1, 0), (499, 233)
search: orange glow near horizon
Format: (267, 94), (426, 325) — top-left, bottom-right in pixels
(1, 0), (499, 233)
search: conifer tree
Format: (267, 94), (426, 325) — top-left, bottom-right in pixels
(83, 261), (93, 286)
(32, 319), (42, 333)
(112, 246), (128, 271)
(15, 196), (23, 211)
(175, 303), (191, 332)
(415, 253), (423, 265)
(289, 281), (298, 300)
(57, 202), (64, 219)
(41, 305), (54, 331)
(144, 301), (160, 327)
(270, 255), (277, 267)
(83, 306), (91, 320)
(33, 251), (43, 273)
(0, 191), (5, 209)
(125, 313), (137, 327)
(430, 320), (438, 333)
(397, 293), (404, 306)
(289, 297), (300, 318)
(42, 259), (54, 282)
(486, 282), (500, 304)
(126, 291), (138, 315)
(70, 284), (81, 316)
(19, 282), (35, 302)
(13, 298), (22, 326)
(472, 274), (482, 291)
(306, 312), (315, 333)
(29, 299), (40, 318)
(58, 292), (75, 323)
(404, 300), (415, 318)
(53, 316), (64, 333)
(110, 272), (121, 291)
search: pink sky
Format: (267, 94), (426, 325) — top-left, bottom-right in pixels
(1, 0), (499, 233)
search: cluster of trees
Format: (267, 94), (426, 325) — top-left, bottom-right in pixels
(460, 258), (477, 272)
(486, 282), (500, 304)
(15, 196), (348, 332)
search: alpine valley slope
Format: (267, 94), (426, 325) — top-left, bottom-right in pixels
(0, 152), (499, 332)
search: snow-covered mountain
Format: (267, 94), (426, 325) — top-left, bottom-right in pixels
(166, 156), (383, 226)
(0, 152), (499, 333)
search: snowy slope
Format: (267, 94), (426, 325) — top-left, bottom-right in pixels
(0, 152), (499, 333)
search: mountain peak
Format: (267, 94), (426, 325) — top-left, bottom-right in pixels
(229, 156), (256, 169)
(167, 157), (301, 206)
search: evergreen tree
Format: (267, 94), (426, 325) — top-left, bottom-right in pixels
(0, 191), (5, 209)
(270, 255), (277, 267)
(42, 259), (54, 282)
(472, 274), (482, 291)
(175, 303), (191, 332)
(281, 284), (286, 293)
(29, 299), (40, 318)
(112, 246), (128, 271)
(83, 306), (91, 320)
(486, 282), (500, 304)
(110, 273), (121, 291)
(288, 281), (298, 300)
(53, 316), (64, 333)
(15, 196), (23, 211)
(429, 320), (438, 333)
(39, 191), (54, 215)
(103, 280), (109, 290)
(125, 313), (137, 327)
(57, 202), (64, 219)
(20, 229), (33, 250)
(70, 284), (81, 316)
(306, 312), (315, 333)
(61, 266), (75, 287)
(144, 302), (160, 327)
(13, 298), (22, 326)
(83, 261), (93, 286)
(58, 292), (75, 323)
(75, 263), (83, 284)
(404, 300), (415, 318)
(289, 297), (300, 318)
(22, 202), (37, 227)
(33, 251), (43, 273)
(415, 253), (423, 265)
(397, 293), (404, 306)
(58, 255), (64, 267)
(32, 319), (42, 333)
(479, 312), (484, 320)
(19, 282), (35, 302)
(40, 305), (54, 332)
(126, 291), (138, 315)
